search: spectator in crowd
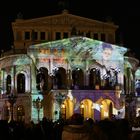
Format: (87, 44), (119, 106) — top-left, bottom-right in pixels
(62, 113), (95, 140)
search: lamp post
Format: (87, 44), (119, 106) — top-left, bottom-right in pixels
(8, 93), (17, 122)
(33, 97), (43, 122)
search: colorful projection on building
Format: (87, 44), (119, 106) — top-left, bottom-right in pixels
(29, 37), (127, 88)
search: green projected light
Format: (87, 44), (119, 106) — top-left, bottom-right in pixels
(28, 37), (127, 86)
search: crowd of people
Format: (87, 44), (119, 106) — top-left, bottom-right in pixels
(0, 113), (140, 140)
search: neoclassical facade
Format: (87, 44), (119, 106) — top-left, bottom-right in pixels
(0, 11), (140, 123)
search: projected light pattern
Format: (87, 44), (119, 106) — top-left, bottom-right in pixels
(0, 36), (129, 122)
(32, 94), (43, 123)
(29, 36), (127, 87)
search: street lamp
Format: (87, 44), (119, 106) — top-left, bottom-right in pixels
(8, 93), (17, 122)
(33, 97), (43, 122)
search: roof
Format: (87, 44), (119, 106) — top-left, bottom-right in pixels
(12, 10), (118, 29)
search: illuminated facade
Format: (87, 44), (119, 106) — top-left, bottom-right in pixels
(0, 11), (139, 123)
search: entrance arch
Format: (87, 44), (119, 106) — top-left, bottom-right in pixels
(100, 99), (114, 120)
(80, 99), (93, 119)
(61, 98), (74, 120)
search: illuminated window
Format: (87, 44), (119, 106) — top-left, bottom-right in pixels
(17, 73), (25, 93)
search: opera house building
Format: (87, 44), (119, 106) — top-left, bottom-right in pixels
(0, 10), (140, 123)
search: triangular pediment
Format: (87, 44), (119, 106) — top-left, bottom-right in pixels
(12, 11), (118, 29)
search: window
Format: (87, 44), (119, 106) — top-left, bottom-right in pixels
(63, 32), (68, 38)
(17, 73), (25, 93)
(31, 30), (38, 40)
(40, 32), (46, 40)
(101, 33), (106, 41)
(86, 32), (91, 38)
(93, 33), (98, 40)
(15, 31), (22, 41)
(55, 32), (61, 40)
(24, 31), (30, 40)
(6, 75), (11, 94)
(34, 32), (38, 40)
(36, 67), (48, 91)
(71, 26), (77, 36)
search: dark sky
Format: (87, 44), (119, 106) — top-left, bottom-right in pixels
(0, 0), (140, 60)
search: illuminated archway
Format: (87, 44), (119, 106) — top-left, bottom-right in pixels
(100, 99), (114, 120)
(80, 99), (93, 119)
(62, 98), (74, 119)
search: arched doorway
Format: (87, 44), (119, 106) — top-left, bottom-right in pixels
(100, 99), (114, 120)
(17, 105), (25, 122)
(80, 99), (93, 119)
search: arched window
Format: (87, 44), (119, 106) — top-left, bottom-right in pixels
(17, 73), (25, 93)
(36, 67), (48, 91)
(72, 68), (84, 89)
(89, 68), (101, 89)
(96, 69), (101, 85)
(6, 75), (11, 94)
(54, 67), (66, 89)
(89, 68), (96, 89)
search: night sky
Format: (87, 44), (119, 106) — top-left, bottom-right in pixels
(0, 0), (140, 60)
